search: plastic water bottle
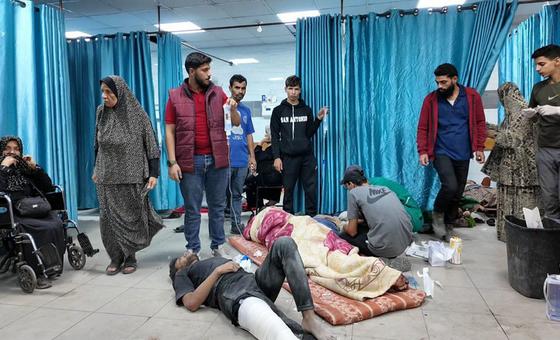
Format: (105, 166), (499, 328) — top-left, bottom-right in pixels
(223, 103), (232, 137)
(544, 274), (560, 321)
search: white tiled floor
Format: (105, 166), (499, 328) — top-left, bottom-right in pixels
(1, 210), (559, 340)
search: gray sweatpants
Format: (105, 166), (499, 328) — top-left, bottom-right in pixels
(537, 147), (560, 221)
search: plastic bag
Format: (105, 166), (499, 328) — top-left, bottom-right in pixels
(405, 241), (429, 260)
(523, 207), (543, 229)
(427, 241), (455, 267)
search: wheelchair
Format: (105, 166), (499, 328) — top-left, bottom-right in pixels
(0, 186), (98, 293)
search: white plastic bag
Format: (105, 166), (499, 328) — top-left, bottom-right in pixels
(427, 241), (455, 267)
(405, 241), (429, 260)
(523, 207), (543, 229)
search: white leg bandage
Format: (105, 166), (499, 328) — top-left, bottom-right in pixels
(237, 297), (298, 340)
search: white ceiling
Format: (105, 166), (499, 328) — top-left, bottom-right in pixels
(37, 0), (554, 49)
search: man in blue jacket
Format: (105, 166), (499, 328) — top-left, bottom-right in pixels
(270, 75), (327, 216)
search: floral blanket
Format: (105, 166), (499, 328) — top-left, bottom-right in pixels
(244, 207), (406, 300)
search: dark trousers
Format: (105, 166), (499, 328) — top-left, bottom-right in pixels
(217, 237), (314, 335)
(536, 147), (560, 221)
(282, 153), (317, 216)
(433, 155), (470, 224)
(338, 224), (374, 256)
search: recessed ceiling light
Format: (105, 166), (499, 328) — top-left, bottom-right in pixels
(66, 31), (91, 39)
(417, 0), (465, 8)
(231, 58), (259, 65)
(277, 10), (320, 24)
(155, 22), (204, 34)
(268, 77), (284, 81)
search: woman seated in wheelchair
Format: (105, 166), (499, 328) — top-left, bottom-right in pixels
(0, 136), (65, 289)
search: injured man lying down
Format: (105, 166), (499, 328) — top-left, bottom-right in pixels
(169, 237), (336, 340)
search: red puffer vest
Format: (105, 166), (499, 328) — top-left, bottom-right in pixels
(168, 82), (229, 173)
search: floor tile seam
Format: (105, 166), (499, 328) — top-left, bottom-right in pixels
(147, 296), (175, 318)
(464, 270), (511, 339)
(89, 285), (135, 314)
(420, 307), (431, 340)
(0, 304), (41, 330)
(49, 310), (94, 340)
(96, 296), (174, 318)
(125, 314), (155, 340)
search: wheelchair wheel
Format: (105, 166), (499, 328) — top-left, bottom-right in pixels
(18, 264), (37, 294)
(68, 245), (86, 270)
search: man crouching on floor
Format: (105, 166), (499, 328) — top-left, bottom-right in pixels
(169, 237), (336, 340)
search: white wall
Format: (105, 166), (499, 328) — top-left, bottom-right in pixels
(185, 43), (295, 103)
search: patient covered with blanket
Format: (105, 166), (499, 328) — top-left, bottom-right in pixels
(243, 207), (408, 301)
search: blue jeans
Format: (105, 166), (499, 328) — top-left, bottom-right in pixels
(179, 155), (228, 252)
(226, 167), (248, 229)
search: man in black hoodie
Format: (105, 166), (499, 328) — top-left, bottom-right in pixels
(271, 75), (327, 216)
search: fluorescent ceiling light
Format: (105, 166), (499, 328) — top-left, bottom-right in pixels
(268, 77), (284, 81)
(155, 21), (204, 34)
(277, 10), (320, 24)
(231, 58), (259, 65)
(66, 31), (91, 39)
(417, 0), (465, 8)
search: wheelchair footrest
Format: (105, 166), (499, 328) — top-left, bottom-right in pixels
(77, 232), (99, 257)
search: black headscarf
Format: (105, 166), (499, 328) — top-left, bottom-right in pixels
(0, 136), (34, 191)
(100, 77), (119, 100)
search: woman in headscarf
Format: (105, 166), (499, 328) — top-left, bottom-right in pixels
(0, 136), (65, 289)
(482, 82), (539, 241)
(93, 75), (164, 275)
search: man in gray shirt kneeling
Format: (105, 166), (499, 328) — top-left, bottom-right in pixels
(339, 165), (413, 272)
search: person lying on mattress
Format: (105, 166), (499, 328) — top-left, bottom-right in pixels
(169, 237), (336, 340)
(339, 165), (413, 272)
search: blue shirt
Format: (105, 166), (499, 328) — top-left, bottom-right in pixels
(435, 86), (471, 161)
(229, 102), (255, 168)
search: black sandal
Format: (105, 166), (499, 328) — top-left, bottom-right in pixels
(105, 262), (122, 276)
(122, 255), (137, 274)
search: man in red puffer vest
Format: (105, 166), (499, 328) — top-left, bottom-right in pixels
(165, 52), (240, 257)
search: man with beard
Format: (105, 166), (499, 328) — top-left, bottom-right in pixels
(165, 52), (241, 257)
(417, 63), (487, 241)
(225, 74), (256, 234)
(271, 75), (328, 216)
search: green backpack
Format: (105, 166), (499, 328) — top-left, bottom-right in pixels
(369, 177), (424, 232)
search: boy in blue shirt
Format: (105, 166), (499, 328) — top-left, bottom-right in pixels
(227, 75), (255, 234)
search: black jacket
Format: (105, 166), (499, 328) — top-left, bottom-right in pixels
(270, 99), (321, 158)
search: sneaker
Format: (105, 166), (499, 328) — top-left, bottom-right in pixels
(184, 249), (199, 257)
(381, 257), (412, 272)
(174, 225), (185, 233)
(211, 245), (230, 258)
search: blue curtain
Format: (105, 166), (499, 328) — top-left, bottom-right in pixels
(1, 2), (77, 219)
(67, 32), (158, 209)
(498, 4), (560, 122)
(155, 32), (184, 210)
(296, 15), (345, 214)
(296, 0), (517, 213)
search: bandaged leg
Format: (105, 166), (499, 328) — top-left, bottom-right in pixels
(237, 297), (298, 340)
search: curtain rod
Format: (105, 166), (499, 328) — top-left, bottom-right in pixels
(356, 4), (479, 19)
